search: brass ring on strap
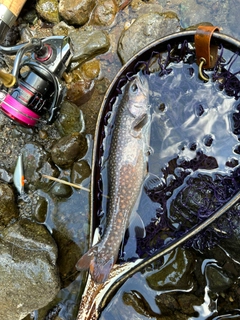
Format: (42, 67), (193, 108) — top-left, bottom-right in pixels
(199, 57), (209, 81)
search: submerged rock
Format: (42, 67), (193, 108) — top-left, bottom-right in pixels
(57, 101), (85, 135)
(51, 132), (88, 169)
(146, 248), (194, 291)
(0, 219), (60, 320)
(80, 59), (101, 80)
(79, 78), (110, 136)
(118, 11), (180, 64)
(51, 180), (73, 198)
(71, 160), (91, 185)
(66, 76), (94, 106)
(65, 59), (101, 106)
(205, 264), (233, 293)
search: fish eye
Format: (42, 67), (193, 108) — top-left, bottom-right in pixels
(131, 83), (138, 93)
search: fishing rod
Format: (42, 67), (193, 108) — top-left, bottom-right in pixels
(98, 189), (240, 313)
(0, 0), (27, 42)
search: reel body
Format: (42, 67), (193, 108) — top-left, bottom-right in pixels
(0, 36), (73, 126)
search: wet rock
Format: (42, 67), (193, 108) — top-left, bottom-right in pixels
(51, 132), (88, 169)
(19, 25), (36, 43)
(177, 293), (203, 315)
(205, 264), (233, 293)
(0, 219), (60, 320)
(20, 23), (53, 40)
(79, 59), (101, 81)
(0, 183), (18, 228)
(66, 76), (94, 106)
(91, 0), (118, 26)
(70, 26), (110, 67)
(122, 290), (160, 318)
(53, 229), (82, 287)
(21, 8), (38, 24)
(34, 196), (48, 223)
(146, 248), (194, 291)
(57, 101), (85, 135)
(65, 60), (101, 105)
(155, 293), (180, 314)
(118, 11), (180, 64)
(52, 21), (75, 36)
(59, 0), (95, 26)
(51, 180), (73, 198)
(2, 25), (20, 46)
(21, 142), (59, 191)
(79, 78), (110, 136)
(218, 202), (240, 264)
(36, 0), (60, 23)
(71, 160), (91, 185)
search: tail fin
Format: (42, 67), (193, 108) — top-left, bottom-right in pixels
(76, 246), (115, 283)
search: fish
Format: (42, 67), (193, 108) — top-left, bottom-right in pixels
(76, 72), (150, 283)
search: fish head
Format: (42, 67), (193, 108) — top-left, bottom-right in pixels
(126, 72), (149, 120)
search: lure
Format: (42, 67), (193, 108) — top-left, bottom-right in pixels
(13, 154), (25, 195)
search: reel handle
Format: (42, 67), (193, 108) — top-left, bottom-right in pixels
(0, 0), (27, 42)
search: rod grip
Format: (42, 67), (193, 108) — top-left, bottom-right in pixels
(0, 0), (27, 17)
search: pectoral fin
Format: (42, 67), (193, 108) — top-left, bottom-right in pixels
(144, 173), (164, 192)
(132, 113), (148, 131)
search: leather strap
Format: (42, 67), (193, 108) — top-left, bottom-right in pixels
(195, 25), (219, 69)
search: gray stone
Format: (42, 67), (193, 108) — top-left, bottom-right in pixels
(118, 11), (181, 64)
(70, 26), (110, 66)
(0, 219), (60, 320)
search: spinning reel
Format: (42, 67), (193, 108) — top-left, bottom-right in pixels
(0, 36), (73, 126)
